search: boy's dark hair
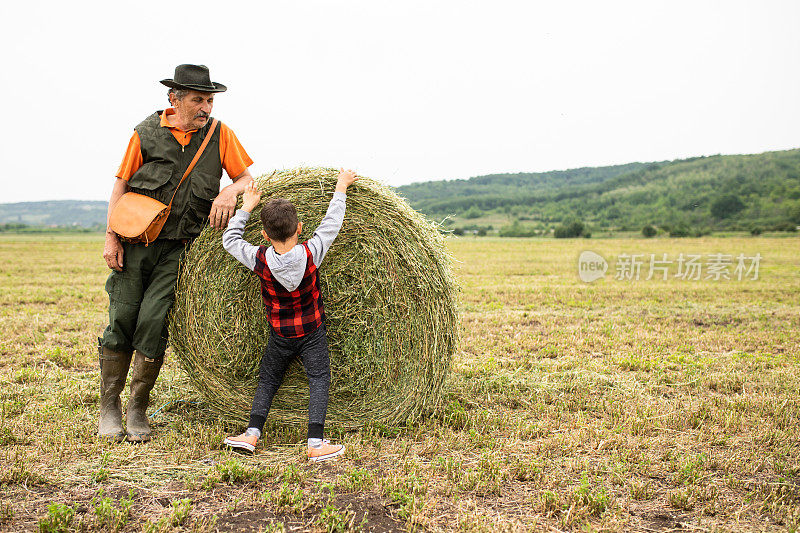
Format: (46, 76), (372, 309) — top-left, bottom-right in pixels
(260, 198), (299, 241)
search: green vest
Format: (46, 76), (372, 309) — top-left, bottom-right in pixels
(129, 111), (223, 240)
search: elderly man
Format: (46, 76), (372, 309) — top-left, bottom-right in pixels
(99, 64), (253, 442)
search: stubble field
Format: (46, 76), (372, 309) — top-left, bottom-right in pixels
(0, 233), (799, 532)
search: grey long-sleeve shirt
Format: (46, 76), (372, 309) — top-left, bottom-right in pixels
(222, 191), (346, 291)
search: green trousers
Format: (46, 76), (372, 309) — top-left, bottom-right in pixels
(100, 239), (188, 358)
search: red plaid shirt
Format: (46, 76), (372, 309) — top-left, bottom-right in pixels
(254, 242), (325, 338)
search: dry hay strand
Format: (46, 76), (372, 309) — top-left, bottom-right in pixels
(169, 167), (459, 430)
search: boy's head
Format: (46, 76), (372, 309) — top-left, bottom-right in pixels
(260, 198), (301, 242)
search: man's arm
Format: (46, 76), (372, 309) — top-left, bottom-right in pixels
(209, 168), (252, 230)
(103, 131), (141, 271)
(103, 178), (130, 271)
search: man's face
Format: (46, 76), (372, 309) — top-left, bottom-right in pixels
(172, 90), (214, 130)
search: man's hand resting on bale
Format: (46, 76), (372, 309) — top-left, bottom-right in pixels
(209, 187), (239, 230)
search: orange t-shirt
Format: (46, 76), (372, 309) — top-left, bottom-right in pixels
(116, 108), (253, 181)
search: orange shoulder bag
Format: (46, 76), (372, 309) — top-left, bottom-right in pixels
(109, 118), (219, 246)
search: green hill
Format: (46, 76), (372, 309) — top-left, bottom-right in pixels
(0, 201), (107, 230)
(396, 149), (800, 235)
(397, 161), (657, 212)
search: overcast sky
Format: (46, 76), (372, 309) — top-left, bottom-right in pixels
(1, 0), (798, 203)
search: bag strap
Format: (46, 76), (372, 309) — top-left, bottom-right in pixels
(168, 118), (219, 208)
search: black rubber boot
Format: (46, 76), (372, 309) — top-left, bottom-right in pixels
(125, 352), (163, 443)
(98, 340), (133, 441)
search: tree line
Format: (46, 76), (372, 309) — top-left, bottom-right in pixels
(397, 149), (800, 236)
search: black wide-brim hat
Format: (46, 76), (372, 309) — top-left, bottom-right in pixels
(160, 64), (227, 93)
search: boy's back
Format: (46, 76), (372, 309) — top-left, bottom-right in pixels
(222, 192), (347, 292)
(223, 189), (346, 337)
(223, 190), (346, 292)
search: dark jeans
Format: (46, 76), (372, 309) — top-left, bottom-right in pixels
(248, 324), (331, 439)
(100, 239), (188, 358)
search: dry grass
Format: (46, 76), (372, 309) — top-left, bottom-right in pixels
(170, 168), (459, 430)
(0, 233), (798, 531)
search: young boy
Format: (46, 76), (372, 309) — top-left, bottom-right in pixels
(221, 168), (358, 462)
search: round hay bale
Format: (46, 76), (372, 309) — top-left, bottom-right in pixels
(169, 167), (459, 430)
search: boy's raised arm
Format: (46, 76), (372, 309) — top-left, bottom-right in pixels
(222, 181), (262, 271)
(307, 169), (358, 266)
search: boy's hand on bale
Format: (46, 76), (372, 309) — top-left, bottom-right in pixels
(242, 180), (262, 213)
(335, 168), (359, 193)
